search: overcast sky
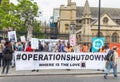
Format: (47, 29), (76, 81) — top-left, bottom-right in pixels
(10, 0), (120, 23)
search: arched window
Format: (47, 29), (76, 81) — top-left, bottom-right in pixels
(112, 33), (119, 42)
(103, 17), (109, 24)
(106, 35), (110, 43)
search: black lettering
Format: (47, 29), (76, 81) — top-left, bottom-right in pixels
(90, 55), (94, 60)
(28, 54), (32, 60)
(76, 55), (80, 60)
(38, 54), (43, 60)
(49, 54), (53, 60)
(61, 54), (66, 60)
(81, 55), (85, 60)
(33, 54), (38, 60)
(67, 55), (70, 61)
(44, 55), (48, 60)
(56, 63), (59, 66)
(56, 54), (60, 60)
(22, 54), (27, 60)
(71, 55), (76, 61)
(85, 55), (89, 60)
(102, 55), (106, 61)
(95, 55), (101, 61)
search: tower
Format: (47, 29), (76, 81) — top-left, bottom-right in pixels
(81, 0), (92, 42)
(68, 0), (72, 5)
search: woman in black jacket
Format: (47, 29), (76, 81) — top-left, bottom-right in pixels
(1, 41), (13, 74)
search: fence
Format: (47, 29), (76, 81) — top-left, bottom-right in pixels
(76, 34), (120, 44)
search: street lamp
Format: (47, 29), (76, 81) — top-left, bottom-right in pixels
(69, 22), (76, 51)
(70, 22), (76, 34)
(98, 0), (101, 37)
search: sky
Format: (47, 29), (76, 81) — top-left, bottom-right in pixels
(10, 0), (120, 23)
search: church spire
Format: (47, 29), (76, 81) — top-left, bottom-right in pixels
(82, 0), (91, 16)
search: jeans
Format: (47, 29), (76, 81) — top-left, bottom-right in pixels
(105, 61), (117, 77)
(2, 59), (11, 74)
(0, 53), (3, 67)
(11, 53), (15, 67)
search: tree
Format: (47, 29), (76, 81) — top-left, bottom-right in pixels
(0, 0), (21, 30)
(15, 0), (40, 40)
(0, 0), (42, 39)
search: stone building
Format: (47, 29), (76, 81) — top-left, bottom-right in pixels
(56, 0), (120, 43)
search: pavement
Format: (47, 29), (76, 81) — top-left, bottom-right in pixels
(0, 67), (106, 77)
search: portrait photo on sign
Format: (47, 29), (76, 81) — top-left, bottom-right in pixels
(81, 62), (86, 68)
(8, 31), (17, 42)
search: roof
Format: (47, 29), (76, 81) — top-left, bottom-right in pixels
(76, 7), (120, 19)
(82, 0), (91, 16)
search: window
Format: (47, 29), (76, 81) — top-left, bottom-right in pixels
(112, 33), (119, 42)
(103, 17), (109, 24)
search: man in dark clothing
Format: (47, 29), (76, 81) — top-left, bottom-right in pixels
(1, 41), (14, 74)
(37, 41), (43, 52)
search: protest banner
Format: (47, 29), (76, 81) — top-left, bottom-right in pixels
(31, 38), (39, 49)
(109, 43), (120, 57)
(15, 52), (106, 70)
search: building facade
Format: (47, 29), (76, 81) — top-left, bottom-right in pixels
(56, 0), (120, 43)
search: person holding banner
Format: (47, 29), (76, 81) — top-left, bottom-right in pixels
(65, 42), (74, 52)
(104, 46), (118, 79)
(25, 42), (33, 52)
(60, 41), (66, 52)
(82, 43), (89, 52)
(37, 41), (43, 52)
(98, 46), (106, 52)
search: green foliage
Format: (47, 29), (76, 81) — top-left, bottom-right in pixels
(0, 0), (43, 38)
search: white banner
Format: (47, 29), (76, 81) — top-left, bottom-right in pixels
(20, 36), (26, 42)
(15, 52), (106, 70)
(31, 38), (39, 49)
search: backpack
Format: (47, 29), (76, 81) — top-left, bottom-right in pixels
(2, 46), (13, 60)
(105, 50), (114, 61)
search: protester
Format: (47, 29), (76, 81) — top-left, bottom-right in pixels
(65, 42), (73, 52)
(104, 44), (110, 54)
(43, 42), (49, 52)
(65, 42), (73, 71)
(104, 46), (118, 79)
(82, 43), (89, 52)
(60, 40), (66, 52)
(17, 41), (23, 51)
(53, 43), (58, 52)
(37, 41), (43, 52)
(0, 40), (5, 67)
(99, 46), (106, 52)
(57, 40), (61, 52)
(1, 41), (14, 74)
(25, 42), (33, 52)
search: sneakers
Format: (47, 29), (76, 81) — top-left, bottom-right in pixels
(104, 75), (107, 79)
(114, 75), (117, 77)
(114, 75), (118, 79)
(104, 75), (118, 79)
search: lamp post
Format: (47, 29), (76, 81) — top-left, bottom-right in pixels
(98, 0), (101, 37)
(70, 22), (75, 34)
(69, 22), (76, 51)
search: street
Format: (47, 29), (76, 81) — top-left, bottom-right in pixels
(0, 74), (119, 82)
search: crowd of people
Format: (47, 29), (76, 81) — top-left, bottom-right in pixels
(0, 39), (119, 79)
